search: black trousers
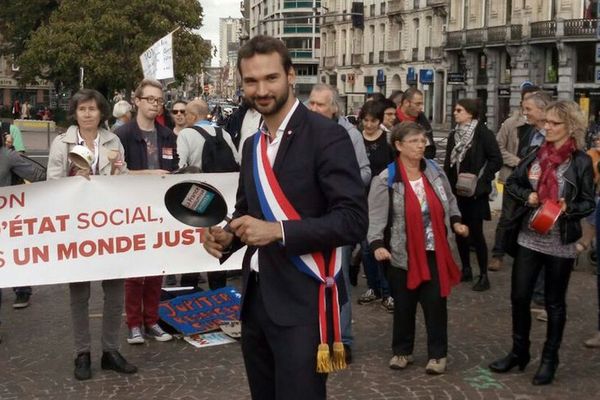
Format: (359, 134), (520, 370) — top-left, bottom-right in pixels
(180, 271), (227, 290)
(491, 190), (512, 257)
(511, 245), (574, 359)
(456, 215), (488, 275)
(241, 275), (326, 400)
(388, 252), (448, 359)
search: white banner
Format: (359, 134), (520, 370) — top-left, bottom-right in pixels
(140, 32), (175, 81)
(0, 173), (243, 288)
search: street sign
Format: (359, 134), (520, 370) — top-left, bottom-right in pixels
(419, 69), (434, 84)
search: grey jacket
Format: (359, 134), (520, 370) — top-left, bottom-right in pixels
(367, 159), (462, 270)
(47, 125), (128, 179)
(0, 148), (45, 187)
(337, 116), (371, 185)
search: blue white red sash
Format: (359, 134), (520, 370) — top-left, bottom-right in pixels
(252, 131), (346, 372)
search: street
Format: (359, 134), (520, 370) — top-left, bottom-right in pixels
(0, 212), (599, 400)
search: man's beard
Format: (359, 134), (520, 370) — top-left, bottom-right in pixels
(247, 88), (290, 116)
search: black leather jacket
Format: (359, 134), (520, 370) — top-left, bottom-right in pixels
(505, 146), (595, 244)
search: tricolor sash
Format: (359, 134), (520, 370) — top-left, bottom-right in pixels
(252, 131), (346, 373)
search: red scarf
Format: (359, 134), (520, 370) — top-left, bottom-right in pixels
(396, 108), (417, 123)
(536, 138), (577, 202)
(397, 159), (461, 297)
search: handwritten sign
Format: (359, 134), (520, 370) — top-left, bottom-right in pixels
(158, 286), (241, 335)
(0, 173), (243, 288)
(140, 32), (175, 81)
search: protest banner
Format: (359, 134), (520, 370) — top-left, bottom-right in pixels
(158, 287), (241, 335)
(0, 173), (243, 288)
(140, 32), (175, 81)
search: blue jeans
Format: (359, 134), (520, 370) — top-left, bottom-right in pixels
(340, 245), (353, 347)
(361, 240), (390, 298)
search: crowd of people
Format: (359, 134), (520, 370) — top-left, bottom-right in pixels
(1, 35), (600, 399)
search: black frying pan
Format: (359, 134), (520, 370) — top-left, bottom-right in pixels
(164, 180), (230, 228)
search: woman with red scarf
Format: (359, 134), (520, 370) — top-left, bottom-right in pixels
(489, 100), (595, 385)
(367, 122), (468, 374)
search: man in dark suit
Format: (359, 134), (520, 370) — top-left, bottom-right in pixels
(204, 36), (368, 400)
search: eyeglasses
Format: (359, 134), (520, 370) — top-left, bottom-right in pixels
(384, 112), (396, 116)
(402, 138), (428, 145)
(138, 96), (164, 105)
(172, 109), (186, 115)
(454, 108), (464, 113)
(543, 119), (564, 127)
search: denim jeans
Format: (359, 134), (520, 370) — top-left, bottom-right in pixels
(361, 240), (390, 298)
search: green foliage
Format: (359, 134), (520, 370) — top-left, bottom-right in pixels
(1, 0), (210, 95)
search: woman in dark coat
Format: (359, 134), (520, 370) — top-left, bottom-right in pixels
(444, 98), (502, 291)
(489, 100), (595, 385)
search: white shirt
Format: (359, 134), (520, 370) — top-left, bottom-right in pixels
(250, 99), (300, 272)
(77, 129), (100, 174)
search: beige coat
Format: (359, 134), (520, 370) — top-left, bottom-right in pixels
(496, 113), (527, 183)
(47, 125), (128, 179)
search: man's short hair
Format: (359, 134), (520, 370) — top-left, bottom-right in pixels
(68, 89), (110, 127)
(522, 91), (552, 109)
(311, 83), (339, 110)
(134, 79), (163, 98)
(237, 35), (293, 77)
(112, 100), (132, 118)
(400, 87), (423, 105)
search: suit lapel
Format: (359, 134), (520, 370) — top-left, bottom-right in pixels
(272, 103), (305, 173)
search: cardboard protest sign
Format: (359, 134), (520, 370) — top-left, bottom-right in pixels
(0, 173), (242, 288)
(184, 332), (237, 348)
(158, 286), (241, 335)
(140, 32), (175, 81)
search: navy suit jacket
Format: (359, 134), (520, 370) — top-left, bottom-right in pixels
(224, 103), (368, 327)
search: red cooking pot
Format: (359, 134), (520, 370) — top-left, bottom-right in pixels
(529, 200), (562, 235)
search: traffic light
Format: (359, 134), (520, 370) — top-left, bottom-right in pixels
(351, 2), (364, 29)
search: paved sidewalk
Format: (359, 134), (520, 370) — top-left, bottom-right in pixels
(0, 215), (599, 399)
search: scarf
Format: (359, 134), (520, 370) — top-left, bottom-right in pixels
(536, 137), (577, 202)
(397, 160), (461, 297)
(396, 108), (417, 123)
(449, 119), (478, 167)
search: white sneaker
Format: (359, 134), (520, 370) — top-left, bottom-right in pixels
(425, 358), (447, 375)
(389, 354), (414, 370)
(145, 324), (173, 342)
(127, 326), (145, 345)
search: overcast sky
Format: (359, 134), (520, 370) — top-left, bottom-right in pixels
(199, 0), (242, 66)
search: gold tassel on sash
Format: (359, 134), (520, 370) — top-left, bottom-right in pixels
(316, 343), (333, 373)
(331, 341), (347, 371)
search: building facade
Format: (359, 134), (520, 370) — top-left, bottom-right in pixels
(0, 55), (53, 116)
(320, 0), (449, 121)
(445, 0), (599, 131)
(248, 0), (321, 99)
(220, 17), (243, 68)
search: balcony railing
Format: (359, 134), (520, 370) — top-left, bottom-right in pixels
(289, 49), (314, 59)
(283, 0), (319, 9)
(564, 18), (598, 37)
(465, 28), (484, 45)
(385, 49), (406, 62)
(487, 25), (507, 43)
(510, 24), (522, 40)
(324, 56), (336, 69)
(446, 31), (464, 48)
(426, 0), (446, 6)
(283, 24), (319, 34)
(378, 50), (385, 63)
(388, 0), (404, 14)
(351, 53), (363, 65)
(530, 20), (556, 38)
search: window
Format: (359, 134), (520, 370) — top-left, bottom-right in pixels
(576, 43), (595, 82)
(500, 51), (511, 84)
(370, 4), (375, 16)
(545, 47), (559, 83)
(381, 2), (386, 14)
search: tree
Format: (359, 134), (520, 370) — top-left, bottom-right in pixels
(4, 0), (211, 96)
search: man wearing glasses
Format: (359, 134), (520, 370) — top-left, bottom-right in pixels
(395, 88), (436, 159)
(115, 78), (179, 345)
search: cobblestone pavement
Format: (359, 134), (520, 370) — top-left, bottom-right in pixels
(1, 215), (599, 400)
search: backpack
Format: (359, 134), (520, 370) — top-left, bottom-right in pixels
(192, 126), (239, 173)
(11, 153), (47, 185)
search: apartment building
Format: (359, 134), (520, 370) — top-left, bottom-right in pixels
(445, 0), (599, 131)
(320, 0), (449, 121)
(248, 0), (321, 99)
(0, 55), (53, 112)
